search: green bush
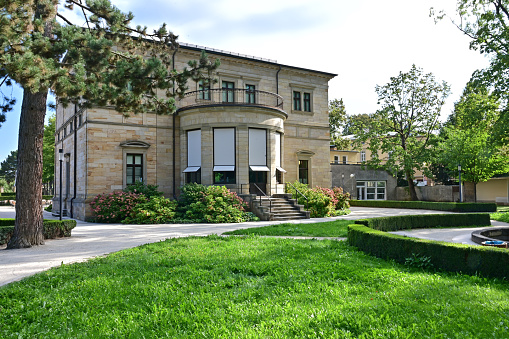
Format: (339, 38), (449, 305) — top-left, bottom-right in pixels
(491, 212), (509, 223)
(180, 185), (250, 223)
(347, 224), (509, 280)
(0, 194), (53, 201)
(123, 181), (163, 199)
(123, 196), (178, 224)
(350, 200), (497, 212)
(354, 213), (491, 232)
(0, 219), (76, 245)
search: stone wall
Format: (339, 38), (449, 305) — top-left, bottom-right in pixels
(395, 183), (475, 202)
(331, 164), (397, 200)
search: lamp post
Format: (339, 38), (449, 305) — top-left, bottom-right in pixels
(59, 149), (63, 220)
(458, 164), (462, 203)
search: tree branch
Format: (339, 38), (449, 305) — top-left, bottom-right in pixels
(57, 13), (74, 26)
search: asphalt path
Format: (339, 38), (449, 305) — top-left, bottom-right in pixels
(0, 206), (506, 287)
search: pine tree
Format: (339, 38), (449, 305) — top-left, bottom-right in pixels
(0, 0), (219, 248)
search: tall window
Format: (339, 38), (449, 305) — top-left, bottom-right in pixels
(361, 150), (366, 162)
(334, 155), (339, 164)
(126, 154), (143, 185)
(303, 92), (311, 112)
(184, 129), (201, 184)
(199, 80), (211, 100)
(298, 160), (308, 184)
(222, 81), (235, 103)
(293, 91), (301, 111)
(213, 128), (236, 184)
(342, 156), (347, 164)
(246, 84), (256, 104)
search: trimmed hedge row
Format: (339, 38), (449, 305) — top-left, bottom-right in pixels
(0, 195), (53, 201)
(354, 213), (491, 232)
(348, 224), (509, 280)
(0, 219), (77, 245)
(350, 200), (497, 212)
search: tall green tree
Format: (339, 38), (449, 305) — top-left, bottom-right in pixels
(1, 0), (219, 248)
(355, 65), (450, 201)
(342, 113), (375, 136)
(42, 114), (55, 184)
(329, 98), (349, 149)
(0, 150), (17, 184)
(438, 83), (509, 201)
(432, 0), (509, 145)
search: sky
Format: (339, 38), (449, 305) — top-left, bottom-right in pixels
(0, 0), (490, 162)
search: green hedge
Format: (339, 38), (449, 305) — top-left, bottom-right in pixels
(0, 194), (53, 200)
(348, 224), (509, 280)
(354, 213), (491, 232)
(0, 219), (77, 245)
(350, 200), (497, 212)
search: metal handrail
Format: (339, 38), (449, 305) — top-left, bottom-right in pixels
(178, 88), (284, 112)
(252, 183), (272, 214)
(285, 182), (308, 210)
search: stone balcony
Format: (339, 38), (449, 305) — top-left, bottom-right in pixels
(176, 88), (285, 115)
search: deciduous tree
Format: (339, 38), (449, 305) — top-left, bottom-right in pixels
(355, 65), (450, 200)
(329, 98), (349, 149)
(0, 0), (219, 248)
(438, 83), (509, 201)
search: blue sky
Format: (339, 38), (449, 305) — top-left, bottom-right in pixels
(0, 0), (489, 161)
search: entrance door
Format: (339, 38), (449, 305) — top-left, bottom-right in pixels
(249, 170), (267, 195)
(357, 186), (365, 200)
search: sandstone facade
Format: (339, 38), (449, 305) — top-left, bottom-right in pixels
(54, 44), (336, 220)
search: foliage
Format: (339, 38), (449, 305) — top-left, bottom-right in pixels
(286, 181), (351, 217)
(350, 199), (497, 212)
(0, 150), (17, 183)
(0, 177), (14, 193)
(355, 65), (450, 200)
(44, 203), (52, 212)
(342, 113), (376, 136)
(224, 219), (353, 237)
(328, 98), (349, 149)
(404, 253), (434, 271)
(348, 224), (509, 279)
(490, 212), (509, 223)
(438, 84), (509, 200)
(180, 185), (249, 223)
(354, 213), (491, 232)
(123, 196), (177, 224)
(123, 181), (163, 199)
(2, 236), (509, 337)
(90, 191), (143, 223)
(42, 113), (55, 183)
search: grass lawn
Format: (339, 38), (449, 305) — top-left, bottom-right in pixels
(491, 212), (509, 223)
(1, 236), (508, 338)
(497, 205), (509, 213)
(223, 220), (352, 238)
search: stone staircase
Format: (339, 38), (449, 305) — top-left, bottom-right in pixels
(249, 194), (309, 221)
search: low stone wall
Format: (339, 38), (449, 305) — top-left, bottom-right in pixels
(395, 183), (475, 202)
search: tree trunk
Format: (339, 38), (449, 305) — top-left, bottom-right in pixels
(7, 90), (47, 249)
(474, 182), (477, 203)
(406, 169), (419, 201)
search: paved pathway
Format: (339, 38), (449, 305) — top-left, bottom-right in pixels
(0, 206), (506, 287)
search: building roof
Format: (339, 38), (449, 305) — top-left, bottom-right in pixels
(179, 42), (337, 78)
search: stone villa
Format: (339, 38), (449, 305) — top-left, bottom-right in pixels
(54, 43), (336, 220)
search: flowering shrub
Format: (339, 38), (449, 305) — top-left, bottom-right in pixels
(180, 184), (250, 223)
(286, 181), (351, 217)
(90, 191), (143, 223)
(123, 196), (178, 224)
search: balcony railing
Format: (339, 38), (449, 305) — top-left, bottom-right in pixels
(177, 88), (284, 112)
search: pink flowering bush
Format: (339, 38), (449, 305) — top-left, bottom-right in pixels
(90, 191), (143, 223)
(286, 181), (351, 217)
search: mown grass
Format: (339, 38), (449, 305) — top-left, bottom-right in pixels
(497, 205), (509, 213)
(1, 236), (508, 338)
(223, 220), (352, 238)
